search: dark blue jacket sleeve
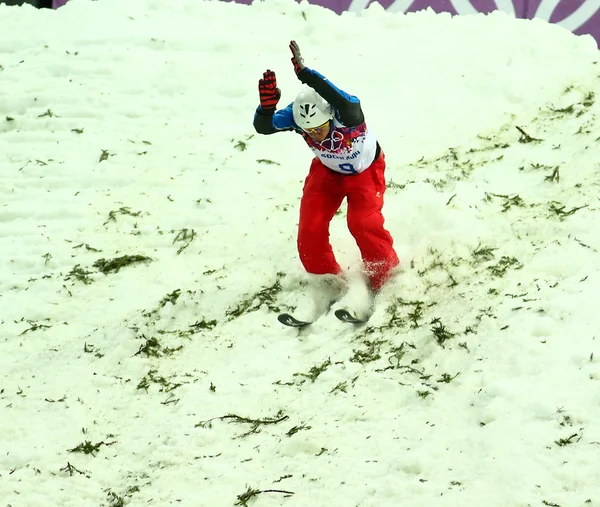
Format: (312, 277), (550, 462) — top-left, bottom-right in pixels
(253, 103), (297, 135)
(297, 67), (364, 127)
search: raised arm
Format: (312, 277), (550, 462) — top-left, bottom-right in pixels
(253, 69), (295, 135)
(289, 40), (364, 127)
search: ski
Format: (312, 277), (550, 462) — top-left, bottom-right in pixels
(279, 309), (369, 327)
(334, 308), (369, 324)
(277, 313), (313, 328)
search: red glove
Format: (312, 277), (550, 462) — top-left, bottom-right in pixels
(289, 40), (305, 77)
(258, 70), (280, 112)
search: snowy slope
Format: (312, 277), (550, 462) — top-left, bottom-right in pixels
(1, 0), (600, 506)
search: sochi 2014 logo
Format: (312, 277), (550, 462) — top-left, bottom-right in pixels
(449, 0), (599, 33)
(347, 0), (600, 36)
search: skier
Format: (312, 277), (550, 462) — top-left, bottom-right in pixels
(253, 41), (399, 294)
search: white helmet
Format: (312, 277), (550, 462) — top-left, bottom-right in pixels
(292, 88), (334, 129)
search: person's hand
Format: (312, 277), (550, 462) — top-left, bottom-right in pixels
(258, 70), (280, 112)
(289, 40), (305, 76)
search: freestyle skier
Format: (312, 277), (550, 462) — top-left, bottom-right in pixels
(253, 41), (399, 294)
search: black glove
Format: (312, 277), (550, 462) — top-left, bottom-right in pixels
(258, 69), (281, 112)
(289, 40), (306, 77)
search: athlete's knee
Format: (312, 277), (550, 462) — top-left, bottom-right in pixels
(299, 213), (332, 242)
(347, 212), (383, 237)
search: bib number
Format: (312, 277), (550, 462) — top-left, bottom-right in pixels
(338, 163), (357, 174)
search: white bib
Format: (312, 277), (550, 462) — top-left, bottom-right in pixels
(303, 118), (377, 175)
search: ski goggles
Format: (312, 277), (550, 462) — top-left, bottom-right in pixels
(303, 120), (331, 135)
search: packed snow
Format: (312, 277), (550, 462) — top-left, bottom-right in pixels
(1, 0), (600, 506)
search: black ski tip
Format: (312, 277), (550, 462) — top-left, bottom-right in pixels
(334, 308), (368, 324)
(278, 313), (313, 328)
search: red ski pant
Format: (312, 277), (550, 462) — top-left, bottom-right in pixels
(297, 152), (399, 291)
